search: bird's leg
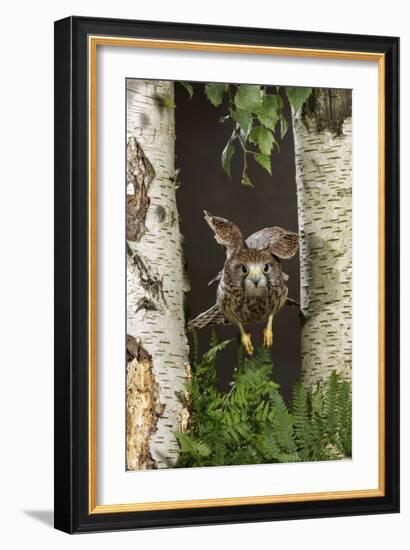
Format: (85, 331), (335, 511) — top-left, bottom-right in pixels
(238, 323), (253, 356)
(263, 314), (274, 348)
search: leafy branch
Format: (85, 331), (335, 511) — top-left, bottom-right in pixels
(178, 82), (312, 186)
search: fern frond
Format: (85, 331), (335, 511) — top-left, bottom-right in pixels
(174, 432), (211, 459)
(336, 380), (352, 456)
(190, 328), (199, 366)
(325, 371), (339, 445)
(270, 389), (297, 454)
(202, 338), (233, 364)
(255, 428), (281, 461)
(175, 343), (352, 468)
(292, 380), (313, 459)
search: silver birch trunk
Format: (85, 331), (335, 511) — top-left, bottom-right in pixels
(126, 79), (190, 470)
(291, 89), (352, 388)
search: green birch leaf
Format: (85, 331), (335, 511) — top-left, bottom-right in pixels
(231, 108), (252, 135)
(280, 115), (288, 139)
(234, 84), (262, 112)
(241, 174), (254, 187)
(221, 140), (236, 178)
(285, 87), (312, 114)
(249, 126), (275, 156)
(179, 81), (193, 99)
(205, 83), (229, 107)
(254, 152), (272, 175)
(255, 94), (282, 131)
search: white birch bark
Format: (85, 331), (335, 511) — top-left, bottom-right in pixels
(292, 90), (352, 387)
(126, 79), (189, 469)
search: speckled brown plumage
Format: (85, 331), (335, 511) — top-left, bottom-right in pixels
(217, 248), (286, 325)
(189, 213), (299, 354)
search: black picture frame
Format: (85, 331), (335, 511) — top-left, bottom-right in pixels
(54, 15), (400, 534)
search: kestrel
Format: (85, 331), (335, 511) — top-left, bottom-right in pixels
(188, 212), (299, 355)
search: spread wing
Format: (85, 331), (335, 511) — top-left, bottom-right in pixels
(204, 211), (244, 256)
(208, 270), (222, 286)
(246, 227), (299, 259)
(188, 304), (229, 330)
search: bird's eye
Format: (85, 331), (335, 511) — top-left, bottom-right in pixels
(241, 265), (248, 274)
(264, 264), (270, 273)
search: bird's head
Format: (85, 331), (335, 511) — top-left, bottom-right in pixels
(226, 248), (281, 293)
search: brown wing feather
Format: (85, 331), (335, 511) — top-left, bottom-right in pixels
(245, 226), (299, 259)
(188, 304), (228, 330)
(208, 270), (222, 286)
(204, 211), (244, 255)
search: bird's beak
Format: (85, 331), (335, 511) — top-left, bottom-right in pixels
(250, 276), (262, 287)
(248, 265), (263, 287)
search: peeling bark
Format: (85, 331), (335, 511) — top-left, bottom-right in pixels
(292, 89), (352, 387)
(127, 79), (190, 469)
(126, 336), (165, 470)
(179, 361), (192, 434)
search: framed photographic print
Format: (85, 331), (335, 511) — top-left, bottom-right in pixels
(54, 16), (399, 533)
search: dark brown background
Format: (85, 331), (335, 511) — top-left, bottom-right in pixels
(175, 83), (300, 401)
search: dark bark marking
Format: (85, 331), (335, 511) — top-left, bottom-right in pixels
(303, 89), (352, 136)
(127, 137), (155, 242)
(135, 297), (158, 315)
(132, 252), (167, 307)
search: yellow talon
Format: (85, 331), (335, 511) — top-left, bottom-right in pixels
(263, 327), (273, 348)
(263, 314), (274, 348)
(241, 332), (254, 356)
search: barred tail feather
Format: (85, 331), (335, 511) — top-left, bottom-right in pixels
(188, 304), (227, 330)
